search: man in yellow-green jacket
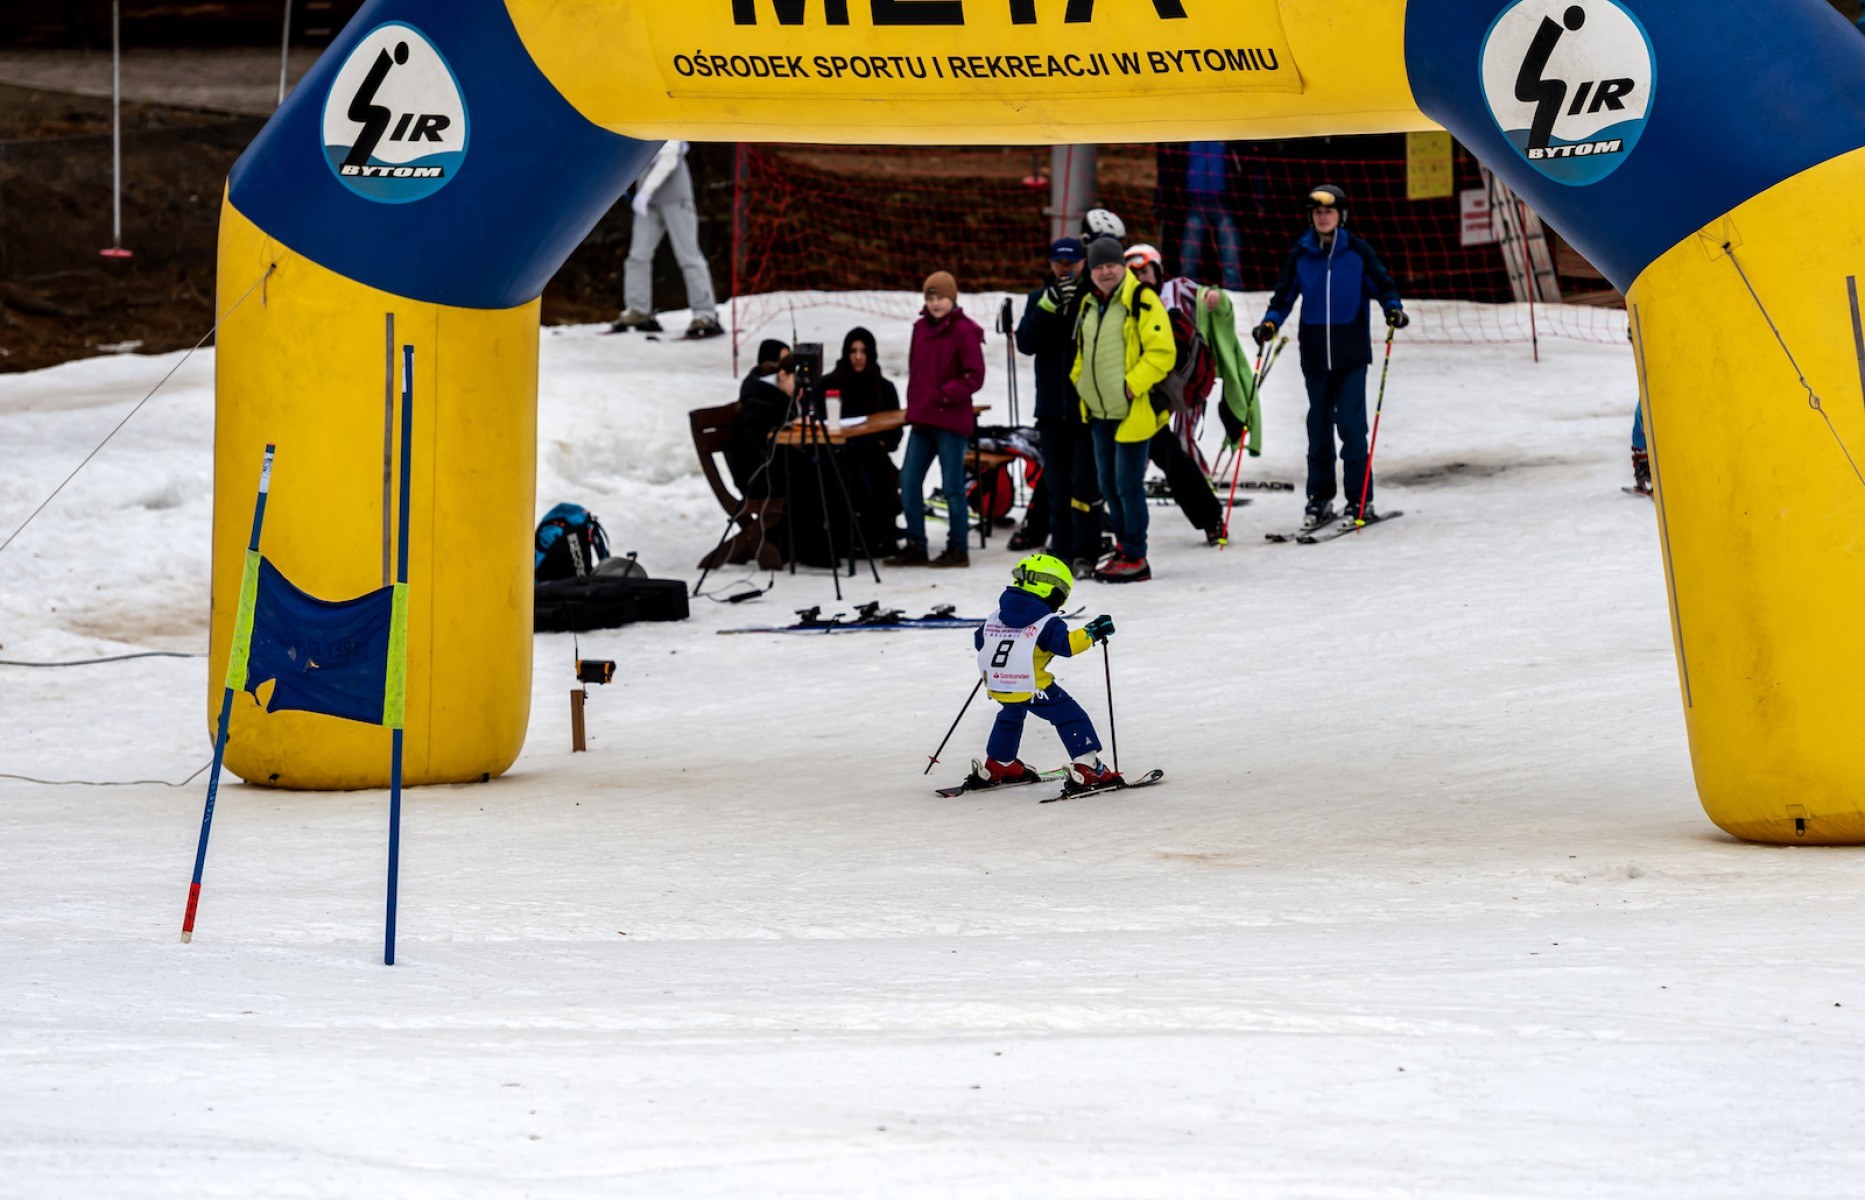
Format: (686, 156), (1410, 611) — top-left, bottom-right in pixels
(1070, 236), (1176, 583)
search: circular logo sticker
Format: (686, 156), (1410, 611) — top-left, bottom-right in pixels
(1480, 0), (1655, 187)
(321, 22), (468, 203)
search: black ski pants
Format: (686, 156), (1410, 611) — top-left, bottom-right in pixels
(1304, 364), (1371, 509)
(1148, 427), (1221, 533)
(1037, 416), (1103, 563)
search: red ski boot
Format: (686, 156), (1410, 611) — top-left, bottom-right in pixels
(1064, 759), (1121, 792)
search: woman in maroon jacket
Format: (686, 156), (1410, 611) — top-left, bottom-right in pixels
(886, 271), (987, 568)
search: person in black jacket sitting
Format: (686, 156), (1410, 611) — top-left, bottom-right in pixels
(728, 346), (795, 499)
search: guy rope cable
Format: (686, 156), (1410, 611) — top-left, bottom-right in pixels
(0, 262), (278, 556)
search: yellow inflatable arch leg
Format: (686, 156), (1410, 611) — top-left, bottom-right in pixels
(217, 0), (1865, 844)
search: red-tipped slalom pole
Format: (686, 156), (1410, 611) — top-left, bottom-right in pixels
(1353, 326), (1398, 526)
(182, 444), (275, 942)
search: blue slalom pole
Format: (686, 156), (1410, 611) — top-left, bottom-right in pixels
(385, 345), (414, 965)
(182, 443), (274, 942)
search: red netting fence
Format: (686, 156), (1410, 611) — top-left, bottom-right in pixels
(727, 138), (1628, 359)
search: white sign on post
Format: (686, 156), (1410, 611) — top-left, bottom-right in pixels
(1460, 188), (1497, 247)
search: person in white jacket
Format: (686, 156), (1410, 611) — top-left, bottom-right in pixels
(612, 141), (723, 339)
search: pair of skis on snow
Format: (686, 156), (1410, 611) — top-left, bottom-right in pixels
(933, 767), (1166, 803)
(1264, 508), (1405, 545)
(720, 602), (982, 636)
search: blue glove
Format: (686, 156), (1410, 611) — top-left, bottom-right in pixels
(1385, 307), (1409, 330)
(1085, 614), (1116, 643)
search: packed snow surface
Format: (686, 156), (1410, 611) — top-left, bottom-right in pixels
(4, 297), (1864, 1198)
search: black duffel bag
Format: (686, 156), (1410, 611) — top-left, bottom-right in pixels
(534, 575), (689, 632)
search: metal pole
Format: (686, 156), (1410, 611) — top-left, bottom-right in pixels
(278, 0), (293, 106)
(1047, 144), (1097, 242)
(110, 2), (122, 250)
(1516, 197), (1539, 364)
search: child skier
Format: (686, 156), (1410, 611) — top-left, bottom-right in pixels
(966, 553), (1120, 792)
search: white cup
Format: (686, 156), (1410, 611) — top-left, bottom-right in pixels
(825, 391), (842, 426)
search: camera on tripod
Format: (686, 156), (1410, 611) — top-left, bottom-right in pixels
(789, 342), (825, 420)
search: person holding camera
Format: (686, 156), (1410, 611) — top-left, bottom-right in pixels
(1251, 184), (1407, 529)
(1015, 237), (1105, 575)
(888, 271), (986, 569)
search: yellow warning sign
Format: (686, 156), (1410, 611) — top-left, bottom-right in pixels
(1407, 131), (1454, 201)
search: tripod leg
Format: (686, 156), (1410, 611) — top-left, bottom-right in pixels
(821, 434), (881, 584)
(807, 422), (842, 601)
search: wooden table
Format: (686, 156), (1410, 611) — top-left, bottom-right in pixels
(772, 406), (992, 448)
(773, 405), (1016, 576)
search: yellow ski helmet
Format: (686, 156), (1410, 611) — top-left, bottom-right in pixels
(1011, 553), (1074, 605)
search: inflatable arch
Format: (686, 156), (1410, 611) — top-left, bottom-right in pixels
(213, 0), (1865, 843)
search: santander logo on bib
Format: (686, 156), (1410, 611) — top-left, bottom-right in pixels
(322, 22), (469, 203)
(1480, 0), (1655, 187)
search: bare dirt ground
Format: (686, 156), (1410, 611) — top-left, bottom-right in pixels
(0, 72), (731, 375)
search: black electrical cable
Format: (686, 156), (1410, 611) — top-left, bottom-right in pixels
(0, 759), (213, 788)
(0, 651), (205, 668)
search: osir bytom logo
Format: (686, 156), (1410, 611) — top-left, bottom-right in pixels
(322, 23), (469, 203)
(1480, 0), (1655, 187)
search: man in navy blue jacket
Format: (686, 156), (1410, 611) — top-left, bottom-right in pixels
(1253, 185), (1408, 528)
(1016, 238), (1103, 575)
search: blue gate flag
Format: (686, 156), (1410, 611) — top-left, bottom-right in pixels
(242, 557), (405, 728)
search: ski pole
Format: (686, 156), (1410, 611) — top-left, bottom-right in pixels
(1256, 334), (1290, 390)
(1102, 641), (1119, 775)
(1219, 335), (1286, 546)
(924, 676), (985, 774)
(1354, 327), (1397, 526)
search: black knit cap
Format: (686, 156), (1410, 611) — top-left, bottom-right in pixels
(1085, 237), (1128, 270)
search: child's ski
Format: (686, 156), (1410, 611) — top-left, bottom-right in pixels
(1038, 768), (1166, 803)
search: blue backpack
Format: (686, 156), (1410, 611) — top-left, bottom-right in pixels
(534, 503), (611, 581)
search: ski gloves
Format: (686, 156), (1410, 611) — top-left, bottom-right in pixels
(1255, 310), (1406, 343)
(1046, 275), (1081, 311)
(1084, 614), (1116, 644)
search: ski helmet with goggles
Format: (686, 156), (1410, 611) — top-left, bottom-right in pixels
(1082, 207), (1127, 241)
(1306, 184), (1346, 211)
(1124, 243), (1162, 272)
(1011, 553), (1074, 607)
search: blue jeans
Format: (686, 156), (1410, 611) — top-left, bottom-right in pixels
(987, 684), (1101, 763)
(1180, 198), (1244, 291)
(900, 426), (970, 552)
(1090, 419), (1151, 559)
(1303, 366), (1371, 508)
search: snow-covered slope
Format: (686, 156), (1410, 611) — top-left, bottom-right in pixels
(4, 299), (1861, 1199)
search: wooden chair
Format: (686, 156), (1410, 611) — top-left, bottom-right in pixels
(691, 402), (785, 570)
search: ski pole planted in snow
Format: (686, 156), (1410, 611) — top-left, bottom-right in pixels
(1102, 641), (1118, 775)
(924, 676), (985, 775)
(181, 444), (275, 943)
(1354, 327), (1398, 526)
